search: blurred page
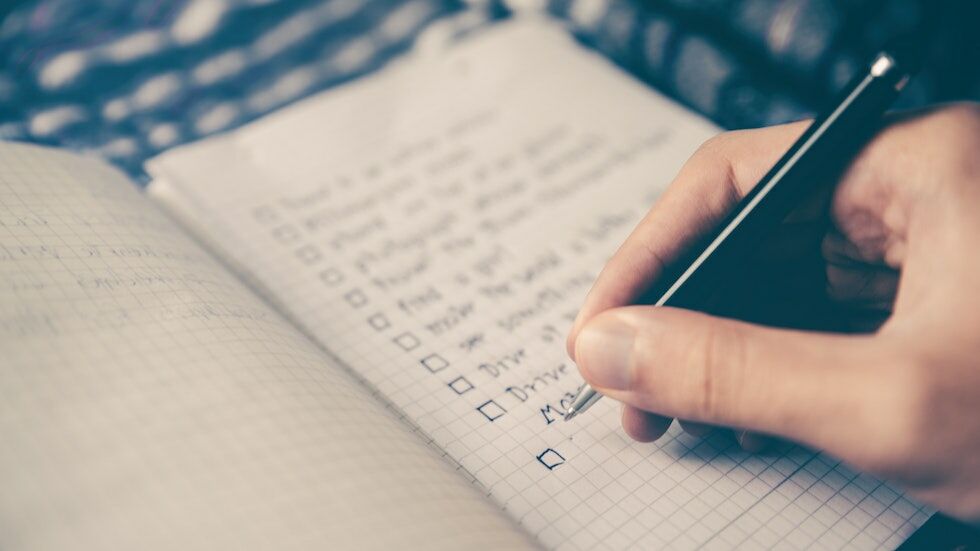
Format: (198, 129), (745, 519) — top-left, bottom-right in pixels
(149, 18), (929, 550)
(0, 142), (535, 551)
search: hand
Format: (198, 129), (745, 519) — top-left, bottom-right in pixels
(566, 104), (980, 522)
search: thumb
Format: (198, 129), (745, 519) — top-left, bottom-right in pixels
(573, 306), (881, 450)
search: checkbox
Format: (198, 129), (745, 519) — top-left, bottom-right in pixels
(271, 225), (300, 244)
(319, 268), (344, 286)
(536, 448), (565, 470)
(393, 332), (420, 351)
(295, 244), (322, 265)
(252, 206), (278, 224)
(447, 376), (474, 395)
(476, 399), (506, 422)
(420, 353), (449, 373)
(367, 313), (390, 330)
(343, 289), (368, 308)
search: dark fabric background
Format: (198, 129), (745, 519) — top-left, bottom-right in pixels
(1, 0), (976, 179)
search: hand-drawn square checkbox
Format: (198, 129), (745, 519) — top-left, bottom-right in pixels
(319, 268), (344, 286)
(344, 289), (368, 308)
(393, 332), (421, 351)
(420, 353), (449, 373)
(367, 313), (390, 330)
(295, 244), (323, 265)
(271, 225), (300, 244)
(536, 448), (565, 470)
(448, 376), (474, 395)
(476, 399), (506, 422)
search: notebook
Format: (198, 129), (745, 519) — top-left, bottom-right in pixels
(0, 17), (930, 551)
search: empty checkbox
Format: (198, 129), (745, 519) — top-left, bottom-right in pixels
(271, 225), (300, 244)
(319, 268), (344, 286)
(420, 354), (449, 373)
(476, 399), (506, 422)
(295, 245), (322, 265)
(393, 332), (420, 351)
(367, 313), (390, 330)
(448, 376), (474, 395)
(536, 448), (565, 470)
(344, 289), (368, 308)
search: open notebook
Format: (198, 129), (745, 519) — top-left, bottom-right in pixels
(1, 18), (930, 551)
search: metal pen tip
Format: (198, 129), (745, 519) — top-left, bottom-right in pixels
(564, 383), (601, 422)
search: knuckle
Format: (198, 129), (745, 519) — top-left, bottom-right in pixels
(689, 132), (739, 170)
(628, 344), (652, 394)
(694, 133), (730, 155)
(629, 319), (664, 393)
(684, 321), (746, 422)
(685, 133), (742, 199)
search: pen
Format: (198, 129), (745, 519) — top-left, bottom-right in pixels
(564, 38), (922, 422)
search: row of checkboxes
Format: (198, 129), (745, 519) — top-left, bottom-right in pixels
(261, 210), (513, 424)
(262, 224), (376, 313)
(363, 299), (510, 421)
(261, 217), (513, 422)
(261, 212), (536, 453)
(267, 222), (466, 387)
(319, 263), (509, 424)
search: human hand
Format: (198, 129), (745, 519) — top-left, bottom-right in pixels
(566, 104), (980, 522)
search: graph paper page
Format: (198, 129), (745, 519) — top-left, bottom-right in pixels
(0, 142), (535, 551)
(148, 19), (930, 550)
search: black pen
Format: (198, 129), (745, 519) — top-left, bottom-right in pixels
(564, 38), (922, 421)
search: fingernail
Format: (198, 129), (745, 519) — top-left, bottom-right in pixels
(575, 314), (635, 390)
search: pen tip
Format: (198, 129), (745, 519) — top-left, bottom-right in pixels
(563, 408), (577, 422)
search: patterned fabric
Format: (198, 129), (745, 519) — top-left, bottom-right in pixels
(1, 0), (976, 180)
(0, 0), (492, 177)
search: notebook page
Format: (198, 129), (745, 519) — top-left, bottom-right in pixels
(147, 19), (930, 550)
(0, 142), (536, 551)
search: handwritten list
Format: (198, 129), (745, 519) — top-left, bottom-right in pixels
(150, 20), (929, 550)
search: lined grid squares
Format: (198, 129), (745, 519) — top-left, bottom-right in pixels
(448, 376), (474, 395)
(145, 21), (933, 551)
(419, 353), (449, 373)
(393, 332), (421, 351)
(368, 313), (391, 330)
(0, 142), (535, 550)
(476, 400), (506, 422)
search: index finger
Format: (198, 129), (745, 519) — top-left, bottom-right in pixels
(566, 120), (810, 358)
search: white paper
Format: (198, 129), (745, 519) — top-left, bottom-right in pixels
(0, 142), (535, 551)
(148, 19), (929, 550)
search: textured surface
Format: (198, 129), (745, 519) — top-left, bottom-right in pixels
(1, 0), (976, 179)
(0, 140), (536, 551)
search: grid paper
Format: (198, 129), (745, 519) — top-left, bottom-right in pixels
(148, 19), (931, 550)
(0, 142), (536, 551)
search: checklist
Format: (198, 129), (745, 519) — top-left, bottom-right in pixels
(147, 19), (930, 551)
